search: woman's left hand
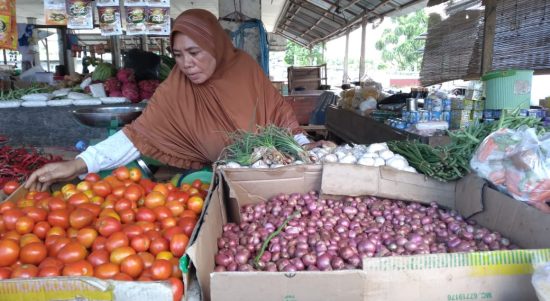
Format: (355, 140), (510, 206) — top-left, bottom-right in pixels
(302, 140), (337, 151)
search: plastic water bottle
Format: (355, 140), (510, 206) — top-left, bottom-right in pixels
(75, 140), (88, 152)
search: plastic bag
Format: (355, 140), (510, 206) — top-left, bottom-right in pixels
(471, 127), (550, 203)
(533, 261), (550, 301)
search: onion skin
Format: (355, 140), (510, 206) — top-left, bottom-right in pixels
(214, 193), (515, 273)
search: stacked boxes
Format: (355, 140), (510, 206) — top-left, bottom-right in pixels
(450, 97), (485, 129)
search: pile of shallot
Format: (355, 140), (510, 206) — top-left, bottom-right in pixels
(214, 192), (516, 272)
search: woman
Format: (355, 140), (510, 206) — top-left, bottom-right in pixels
(25, 9), (310, 191)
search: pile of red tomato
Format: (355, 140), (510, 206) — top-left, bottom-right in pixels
(0, 166), (207, 301)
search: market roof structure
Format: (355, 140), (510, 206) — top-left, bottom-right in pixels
(275, 0), (427, 47)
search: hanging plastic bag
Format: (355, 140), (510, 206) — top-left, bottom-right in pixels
(471, 126), (550, 203)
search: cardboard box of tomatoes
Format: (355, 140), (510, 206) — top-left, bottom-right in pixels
(186, 164), (550, 301)
(0, 166), (209, 301)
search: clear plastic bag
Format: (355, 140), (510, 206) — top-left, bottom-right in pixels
(471, 126), (550, 203)
(533, 262), (550, 301)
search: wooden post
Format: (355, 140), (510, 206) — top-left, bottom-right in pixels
(359, 17), (367, 81)
(2, 50), (6, 65)
(343, 29), (350, 84)
(44, 33), (50, 72)
(481, 0), (497, 75)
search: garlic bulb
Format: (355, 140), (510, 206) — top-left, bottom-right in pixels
(378, 150), (395, 161)
(225, 161), (242, 168)
(339, 154), (357, 164)
(358, 157), (375, 166)
(323, 154), (338, 163)
(251, 160), (269, 168)
(373, 157), (385, 167)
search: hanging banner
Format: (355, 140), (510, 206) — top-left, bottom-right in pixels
(125, 0), (146, 6)
(125, 6), (147, 35)
(146, 0), (170, 7)
(0, 0), (17, 50)
(44, 0), (68, 26)
(98, 6), (122, 36)
(146, 6), (170, 36)
(66, 0), (93, 29)
(96, 0), (119, 6)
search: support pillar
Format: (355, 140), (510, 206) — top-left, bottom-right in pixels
(343, 29), (350, 85)
(359, 18), (368, 81)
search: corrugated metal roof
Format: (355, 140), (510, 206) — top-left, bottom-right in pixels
(275, 0), (426, 47)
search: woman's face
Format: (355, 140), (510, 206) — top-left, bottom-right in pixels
(172, 33), (216, 84)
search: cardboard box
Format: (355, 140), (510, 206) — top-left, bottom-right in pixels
(0, 187), (178, 301)
(186, 164), (550, 301)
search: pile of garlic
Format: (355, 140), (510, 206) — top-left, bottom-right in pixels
(308, 143), (416, 173)
(220, 142), (416, 173)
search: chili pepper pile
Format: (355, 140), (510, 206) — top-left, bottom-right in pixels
(388, 110), (546, 182)
(0, 146), (63, 189)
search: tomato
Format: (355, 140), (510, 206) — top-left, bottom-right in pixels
(94, 262), (120, 279)
(2, 180), (20, 195)
(20, 242), (47, 265)
(138, 252), (155, 269)
(0, 201), (15, 213)
(179, 210), (198, 220)
(3, 230), (21, 241)
(82, 189), (95, 199)
(0, 267), (11, 279)
(90, 196), (105, 206)
(170, 233), (189, 257)
(191, 179), (202, 189)
(15, 216), (35, 234)
(76, 180), (93, 192)
(62, 260), (94, 276)
(57, 242), (88, 264)
(99, 208), (120, 221)
(96, 216), (122, 237)
(47, 209), (70, 229)
(139, 179), (156, 194)
(160, 217), (177, 230)
(152, 183), (169, 196)
(87, 249), (110, 267)
(111, 186), (125, 198)
(178, 217), (198, 237)
(0, 218), (4, 233)
(114, 198), (136, 213)
(187, 196), (204, 214)
(166, 183), (176, 192)
(92, 181), (112, 198)
(0, 239), (20, 267)
(180, 183), (191, 192)
(120, 254), (144, 278)
(136, 221), (156, 233)
(113, 272), (133, 281)
(11, 264), (38, 278)
(47, 197), (67, 211)
(33, 192), (51, 201)
(61, 183), (76, 194)
(84, 173), (101, 183)
(69, 208), (95, 229)
(39, 257), (64, 270)
(66, 227), (79, 239)
(143, 191), (165, 209)
(78, 203), (101, 217)
(113, 166), (130, 181)
(200, 183), (210, 191)
(150, 259), (172, 280)
(46, 226), (66, 237)
(3, 208), (24, 230)
(63, 189), (77, 200)
(163, 226), (185, 241)
(121, 224), (143, 239)
(119, 209), (136, 224)
(47, 236), (71, 257)
(188, 187), (200, 197)
(170, 257), (182, 278)
(106, 231), (129, 252)
(128, 167), (143, 182)
(92, 236), (108, 252)
(16, 198), (35, 209)
(22, 207), (48, 223)
(149, 237), (169, 255)
(124, 184), (143, 202)
(168, 277), (184, 301)
(38, 265), (61, 277)
(156, 251), (173, 261)
(166, 200), (185, 217)
(130, 234), (151, 253)
(31, 221), (50, 240)
(76, 228), (98, 248)
(68, 192), (90, 207)
(110, 246), (136, 265)
(136, 208), (156, 222)
(145, 229), (162, 241)
(19, 233), (41, 247)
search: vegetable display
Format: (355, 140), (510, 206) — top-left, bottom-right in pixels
(0, 84), (53, 101)
(0, 146), (63, 190)
(388, 110), (546, 182)
(214, 192), (516, 272)
(0, 167), (205, 301)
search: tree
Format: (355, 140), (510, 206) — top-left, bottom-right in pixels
(375, 10), (428, 71)
(284, 41), (325, 66)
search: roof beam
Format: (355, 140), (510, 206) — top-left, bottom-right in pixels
(290, 0), (347, 26)
(282, 4), (334, 34)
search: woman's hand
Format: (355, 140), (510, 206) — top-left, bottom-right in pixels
(24, 159), (88, 192)
(302, 140), (337, 151)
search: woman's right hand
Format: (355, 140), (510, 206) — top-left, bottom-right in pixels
(24, 159), (88, 192)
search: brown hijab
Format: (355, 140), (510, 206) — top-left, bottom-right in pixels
(123, 9), (300, 169)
